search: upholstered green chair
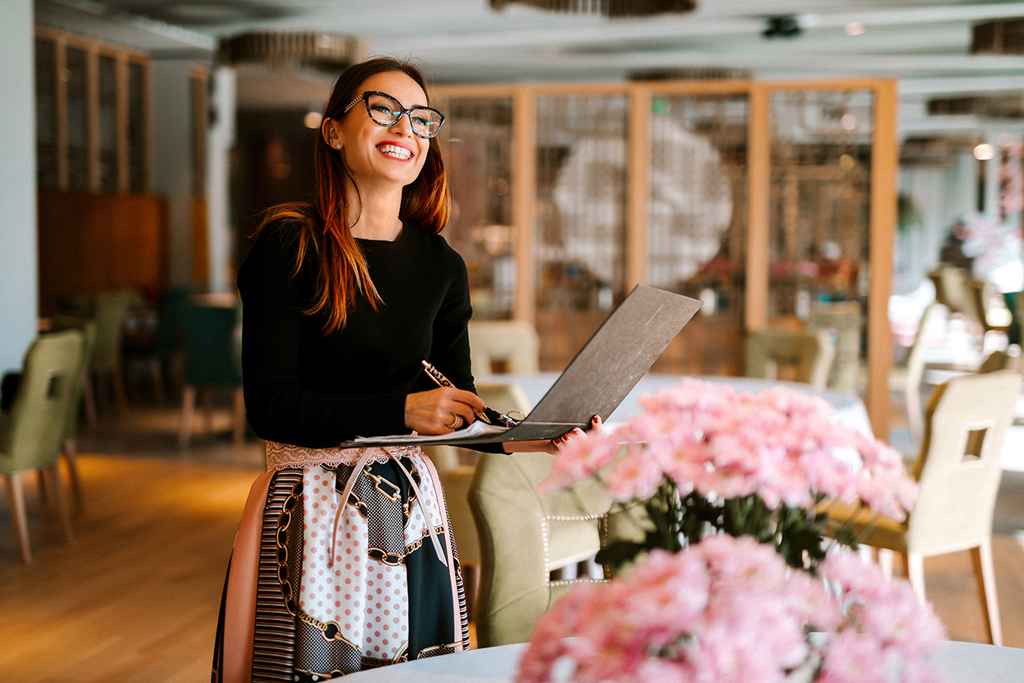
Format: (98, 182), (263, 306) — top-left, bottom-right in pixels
(744, 328), (835, 390)
(423, 381), (536, 619)
(824, 370), (1020, 645)
(469, 449), (647, 646)
(0, 331), (83, 563)
(57, 320), (96, 514)
(179, 302), (244, 448)
(92, 289), (140, 414)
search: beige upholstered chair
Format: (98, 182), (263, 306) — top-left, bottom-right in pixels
(809, 301), (862, 393)
(744, 328), (835, 390)
(901, 302), (946, 442)
(469, 450), (647, 646)
(468, 321), (540, 377)
(825, 370), (1021, 645)
(423, 382), (535, 617)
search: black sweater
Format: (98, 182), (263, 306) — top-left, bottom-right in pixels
(238, 219), (480, 448)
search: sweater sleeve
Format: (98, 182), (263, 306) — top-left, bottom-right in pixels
(239, 224), (409, 447)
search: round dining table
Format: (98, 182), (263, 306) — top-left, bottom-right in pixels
(479, 372), (874, 436)
(337, 639), (1024, 682)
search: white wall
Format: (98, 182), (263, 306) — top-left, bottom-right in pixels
(150, 59), (196, 287)
(208, 66), (236, 292)
(0, 0), (37, 373)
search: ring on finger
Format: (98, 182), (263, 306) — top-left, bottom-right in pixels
(446, 414), (462, 430)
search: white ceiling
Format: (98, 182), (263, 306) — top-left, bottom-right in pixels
(34, 0), (1024, 135)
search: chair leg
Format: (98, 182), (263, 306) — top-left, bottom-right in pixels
(970, 542), (1003, 646)
(232, 388), (245, 446)
(45, 464), (75, 544)
(150, 360), (165, 403)
(179, 386), (195, 448)
(113, 364), (128, 415)
(62, 439), (84, 515)
(902, 551), (926, 603)
(82, 373), (97, 429)
(36, 469), (49, 510)
(878, 548), (895, 579)
(4, 472), (32, 564)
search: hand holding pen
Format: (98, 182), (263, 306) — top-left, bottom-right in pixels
(402, 363), (485, 435)
(421, 361), (521, 428)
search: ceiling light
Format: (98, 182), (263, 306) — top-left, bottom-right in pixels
(303, 111), (323, 129)
(974, 143), (995, 161)
(840, 113), (857, 131)
(489, 0), (697, 18)
(845, 21), (865, 37)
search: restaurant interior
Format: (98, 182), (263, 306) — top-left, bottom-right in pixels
(3, 1), (1024, 681)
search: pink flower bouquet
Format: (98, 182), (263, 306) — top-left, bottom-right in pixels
(516, 536), (946, 683)
(543, 380), (917, 571)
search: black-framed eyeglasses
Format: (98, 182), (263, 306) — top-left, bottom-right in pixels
(342, 90), (446, 139)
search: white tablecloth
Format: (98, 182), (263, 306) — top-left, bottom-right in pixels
(480, 373), (873, 436)
(338, 640), (1024, 682)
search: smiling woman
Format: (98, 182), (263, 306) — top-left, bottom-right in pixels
(210, 58), (514, 683)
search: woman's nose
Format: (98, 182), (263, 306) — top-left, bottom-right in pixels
(389, 112), (414, 137)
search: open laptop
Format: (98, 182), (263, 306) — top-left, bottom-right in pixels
(338, 284), (701, 448)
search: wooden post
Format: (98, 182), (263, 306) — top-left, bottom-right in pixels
(745, 85), (771, 332)
(86, 47), (100, 192)
(512, 88), (537, 324)
(868, 80), (898, 440)
(116, 56), (129, 193)
(626, 87), (651, 290)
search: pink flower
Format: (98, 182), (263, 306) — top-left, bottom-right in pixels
(818, 631), (890, 683)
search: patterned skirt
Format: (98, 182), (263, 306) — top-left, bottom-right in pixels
(212, 442), (469, 682)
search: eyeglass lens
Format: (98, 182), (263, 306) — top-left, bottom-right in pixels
(365, 92), (443, 138)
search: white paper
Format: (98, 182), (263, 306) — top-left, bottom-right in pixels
(350, 420), (508, 444)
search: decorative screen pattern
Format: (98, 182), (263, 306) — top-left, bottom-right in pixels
(35, 38), (57, 190)
(99, 55), (118, 193)
(647, 94), (749, 375)
(128, 62), (146, 193)
(439, 97), (515, 320)
(535, 94), (629, 370)
(65, 46), (89, 191)
(768, 90), (873, 392)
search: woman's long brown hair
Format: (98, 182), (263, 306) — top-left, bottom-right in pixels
(257, 57), (450, 333)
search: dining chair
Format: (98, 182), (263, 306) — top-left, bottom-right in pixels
(92, 289), (140, 414)
(468, 448), (647, 646)
(56, 319), (96, 514)
(824, 369), (1021, 645)
(900, 302), (946, 443)
(423, 381), (535, 619)
(468, 321), (540, 377)
(179, 302), (244, 448)
(744, 328), (835, 391)
(808, 301), (862, 393)
(0, 331), (83, 563)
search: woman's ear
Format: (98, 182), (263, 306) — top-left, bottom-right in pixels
(321, 118), (342, 150)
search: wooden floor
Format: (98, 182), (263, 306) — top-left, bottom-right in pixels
(2, 407), (1024, 682)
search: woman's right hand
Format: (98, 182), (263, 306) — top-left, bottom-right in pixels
(404, 387), (485, 435)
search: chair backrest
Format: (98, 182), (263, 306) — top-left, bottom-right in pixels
(155, 287), (193, 355)
(930, 265), (972, 317)
(906, 370), (1021, 552)
(62, 320), (96, 441)
(904, 302), (946, 441)
(977, 347), (1021, 374)
(91, 289), (139, 372)
(808, 301), (862, 392)
(3, 331), (83, 471)
(468, 321), (540, 377)
(468, 451), (646, 646)
(183, 303), (242, 387)
(744, 328), (835, 390)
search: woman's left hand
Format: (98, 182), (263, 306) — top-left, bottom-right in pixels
(503, 415), (602, 454)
